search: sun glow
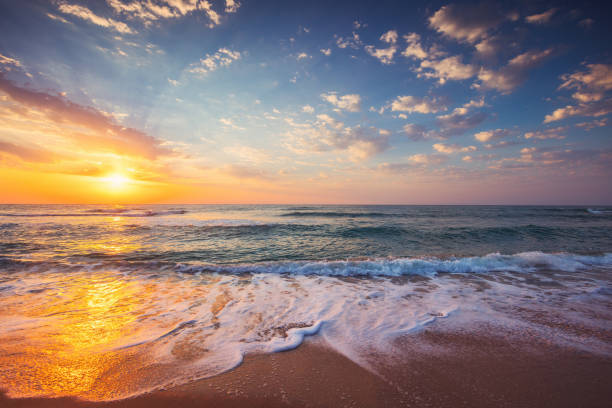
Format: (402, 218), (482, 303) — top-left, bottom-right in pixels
(102, 173), (131, 191)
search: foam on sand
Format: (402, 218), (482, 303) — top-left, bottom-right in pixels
(0, 253), (610, 400)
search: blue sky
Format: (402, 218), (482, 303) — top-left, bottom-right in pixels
(0, 0), (611, 204)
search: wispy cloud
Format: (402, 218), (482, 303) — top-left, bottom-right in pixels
(188, 48), (241, 76)
(58, 3), (134, 34)
(524, 126), (567, 140)
(476, 48), (554, 93)
(525, 8), (557, 24)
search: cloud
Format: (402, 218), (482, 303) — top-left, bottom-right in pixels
(365, 30), (400, 64)
(476, 48), (554, 93)
(433, 143), (477, 154)
(408, 153), (449, 165)
(225, 0), (240, 13)
(58, 3), (134, 34)
(302, 105), (314, 114)
(403, 124), (429, 141)
(474, 128), (511, 142)
(575, 118), (607, 130)
(320, 48), (332, 56)
(496, 147), (612, 171)
(435, 110), (488, 138)
(524, 126), (567, 140)
(0, 74), (171, 160)
(320, 92), (361, 112)
(402, 33), (428, 60)
(390, 95), (447, 114)
(46, 13), (71, 24)
(544, 64), (612, 123)
(285, 115), (388, 161)
(0, 141), (58, 163)
(104, 0), (228, 28)
(474, 36), (503, 57)
(223, 145), (269, 163)
(219, 117), (245, 131)
(336, 32), (362, 49)
(419, 56), (477, 84)
(525, 8), (557, 24)
(0, 53), (22, 68)
(365, 45), (397, 65)
(188, 48), (240, 76)
(559, 63), (612, 102)
(296, 52), (310, 60)
(544, 99), (612, 123)
(380, 30), (398, 44)
(429, 3), (508, 43)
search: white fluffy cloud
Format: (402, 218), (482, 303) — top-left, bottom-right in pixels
(225, 0), (240, 13)
(390, 95), (447, 114)
(429, 3), (509, 43)
(380, 30), (398, 44)
(408, 153), (449, 165)
(433, 143), (476, 154)
(544, 100), (612, 123)
(474, 128), (510, 142)
(559, 64), (612, 102)
(365, 30), (399, 64)
(320, 92), (362, 112)
(365, 45), (397, 65)
(419, 56), (477, 84)
(402, 33), (428, 60)
(544, 64), (612, 123)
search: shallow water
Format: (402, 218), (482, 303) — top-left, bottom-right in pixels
(0, 205), (611, 400)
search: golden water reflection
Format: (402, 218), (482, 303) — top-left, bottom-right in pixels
(0, 273), (150, 400)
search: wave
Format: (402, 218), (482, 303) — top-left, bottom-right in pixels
(281, 211), (392, 218)
(177, 251), (612, 276)
(587, 208), (612, 215)
(1, 250), (611, 401)
(4, 251), (611, 277)
(0, 209), (187, 217)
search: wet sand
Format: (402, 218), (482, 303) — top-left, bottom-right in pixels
(2, 322), (611, 408)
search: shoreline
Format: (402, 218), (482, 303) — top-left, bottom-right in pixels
(2, 321), (611, 408)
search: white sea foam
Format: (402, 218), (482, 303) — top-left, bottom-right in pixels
(0, 252), (610, 401)
(177, 251), (612, 277)
(588, 208), (612, 215)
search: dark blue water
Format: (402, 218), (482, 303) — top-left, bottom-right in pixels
(0, 205), (611, 269)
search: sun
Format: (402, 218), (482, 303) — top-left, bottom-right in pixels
(102, 173), (130, 191)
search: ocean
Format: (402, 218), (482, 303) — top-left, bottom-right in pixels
(0, 205), (611, 400)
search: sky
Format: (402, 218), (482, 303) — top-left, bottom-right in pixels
(0, 0), (610, 204)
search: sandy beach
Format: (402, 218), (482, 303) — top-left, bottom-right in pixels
(2, 318), (611, 408)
